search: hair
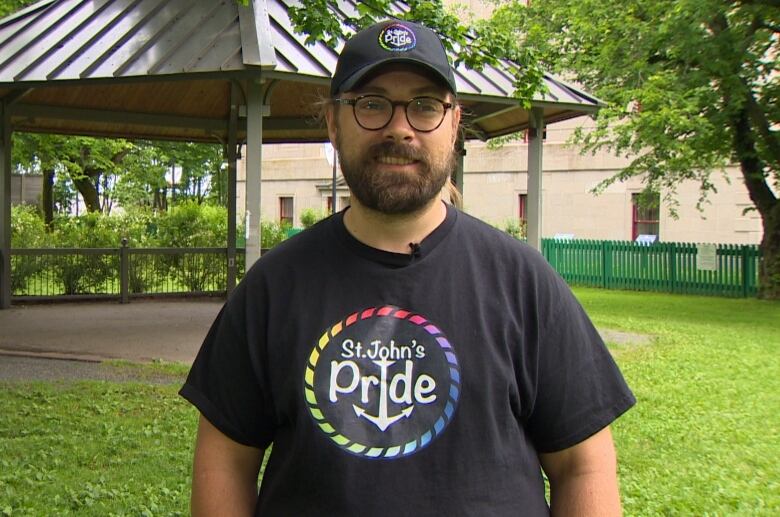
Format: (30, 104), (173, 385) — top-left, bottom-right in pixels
(446, 179), (463, 209)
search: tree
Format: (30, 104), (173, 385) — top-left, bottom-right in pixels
(115, 141), (170, 211)
(12, 133), (74, 223)
(290, 0), (780, 298)
(513, 0), (779, 298)
(13, 133), (132, 214)
(0, 0), (34, 18)
(154, 141), (225, 205)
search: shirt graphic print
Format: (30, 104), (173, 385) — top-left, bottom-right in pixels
(304, 306), (460, 459)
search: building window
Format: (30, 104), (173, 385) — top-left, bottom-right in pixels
(327, 195), (351, 213)
(518, 193), (527, 224)
(280, 196), (294, 226)
(522, 128), (547, 142)
(632, 193), (660, 241)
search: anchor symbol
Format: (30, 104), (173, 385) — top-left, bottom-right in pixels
(352, 359), (415, 431)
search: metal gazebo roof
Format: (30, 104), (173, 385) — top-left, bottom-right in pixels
(0, 0), (600, 143)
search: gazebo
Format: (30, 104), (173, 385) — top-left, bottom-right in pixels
(0, 0), (601, 309)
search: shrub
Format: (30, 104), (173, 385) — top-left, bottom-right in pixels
(300, 208), (327, 229)
(53, 212), (123, 248)
(48, 213), (119, 294)
(261, 219), (290, 249)
(503, 218), (526, 240)
(155, 202), (227, 247)
(155, 202), (229, 291)
(10, 205), (49, 293)
(10, 205), (49, 248)
(115, 207), (159, 248)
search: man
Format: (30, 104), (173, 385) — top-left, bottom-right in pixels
(181, 19), (635, 516)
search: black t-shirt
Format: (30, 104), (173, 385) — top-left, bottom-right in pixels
(181, 205), (635, 516)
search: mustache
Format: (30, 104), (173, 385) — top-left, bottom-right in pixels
(369, 141), (428, 161)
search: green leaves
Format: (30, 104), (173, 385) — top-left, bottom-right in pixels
(12, 133), (226, 216)
(288, 0), (347, 47)
(286, 0), (546, 104)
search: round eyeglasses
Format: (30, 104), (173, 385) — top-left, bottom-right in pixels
(333, 95), (454, 132)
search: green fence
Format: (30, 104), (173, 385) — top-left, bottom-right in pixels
(542, 239), (760, 297)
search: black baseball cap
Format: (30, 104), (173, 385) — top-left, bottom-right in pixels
(330, 20), (457, 96)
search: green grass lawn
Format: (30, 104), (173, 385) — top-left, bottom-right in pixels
(1, 288), (778, 516)
(575, 287), (780, 516)
(0, 381), (193, 516)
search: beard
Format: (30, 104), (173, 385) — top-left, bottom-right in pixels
(335, 137), (456, 215)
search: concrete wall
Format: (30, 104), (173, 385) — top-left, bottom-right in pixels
(10, 174), (42, 207)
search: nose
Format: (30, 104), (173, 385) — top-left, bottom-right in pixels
(381, 104), (414, 141)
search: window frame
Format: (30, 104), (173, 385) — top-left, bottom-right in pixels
(279, 196), (294, 226)
(631, 193), (660, 241)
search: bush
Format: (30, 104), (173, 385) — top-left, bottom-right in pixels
(155, 202), (228, 247)
(9, 202), (245, 295)
(10, 205), (49, 292)
(155, 202), (229, 291)
(503, 218), (526, 240)
(10, 205), (48, 248)
(300, 208), (327, 229)
(48, 213), (120, 294)
(53, 212), (124, 248)
(260, 219), (290, 249)
(114, 207), (159, 248)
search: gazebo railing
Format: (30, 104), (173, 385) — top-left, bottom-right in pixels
(10, 246), (248, 302)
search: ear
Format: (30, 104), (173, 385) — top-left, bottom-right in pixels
(450, 103), (461, 146)
(451, 103), (461, 130)
(325, 104), (338, 144)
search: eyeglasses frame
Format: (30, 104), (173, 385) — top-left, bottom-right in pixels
(332, 95), (454, 133)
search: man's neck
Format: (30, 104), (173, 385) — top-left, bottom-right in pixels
(343, 198), (447, 255)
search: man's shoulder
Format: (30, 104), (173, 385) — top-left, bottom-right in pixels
(247, 215), (335, 275)
(454, 210), (539, 257)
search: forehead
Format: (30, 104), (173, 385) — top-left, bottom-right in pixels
(350, 64), (453, 98)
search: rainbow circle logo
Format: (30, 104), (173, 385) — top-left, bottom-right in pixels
(304, 306), (460, 459)
(378, 23), (417, 52)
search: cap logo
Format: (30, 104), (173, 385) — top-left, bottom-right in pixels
(378, 23), (416, 52)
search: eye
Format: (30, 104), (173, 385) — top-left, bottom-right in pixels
(410, 98), (443, 115)
(356, 96), (389, 113)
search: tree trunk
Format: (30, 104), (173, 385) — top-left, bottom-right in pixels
(154, 187), (168, 211)
(73, 174), (101, 212)
(758, 203), (780, 299)
(731, 105), (779, 299)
